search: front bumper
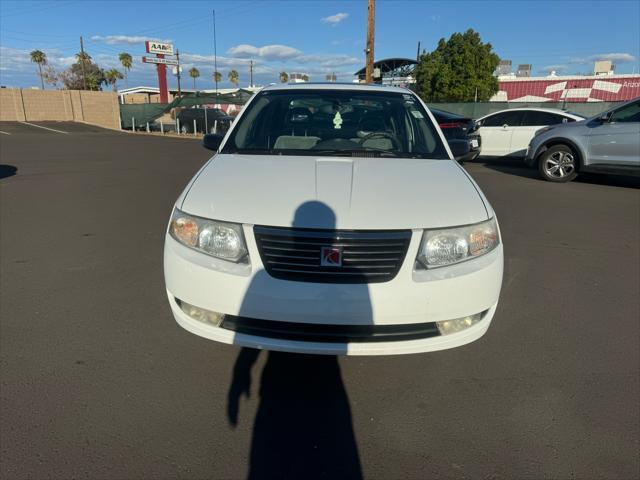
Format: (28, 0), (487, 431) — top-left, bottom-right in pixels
(164, 227), (503, 355)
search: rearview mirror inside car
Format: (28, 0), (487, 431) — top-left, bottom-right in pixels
(447, 139), (471, 159)
(203, 133), (224, 151)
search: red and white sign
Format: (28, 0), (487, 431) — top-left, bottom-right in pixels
(145, 41), (174, 56)
(494, 74), (640, 103)
(142, 39), (175, 103)
(142, 56), (178, 66)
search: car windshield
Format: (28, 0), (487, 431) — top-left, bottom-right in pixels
(221, 89), (449, 159)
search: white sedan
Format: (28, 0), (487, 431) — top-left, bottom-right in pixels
(164, 83), (503, 355)
(476, 108), (584, 157)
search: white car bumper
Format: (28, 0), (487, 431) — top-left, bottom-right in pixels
(164, 227), (503, 356)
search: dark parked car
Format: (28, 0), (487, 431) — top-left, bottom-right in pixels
(430, 108), (481, 162)
(177, 107), (234, 134)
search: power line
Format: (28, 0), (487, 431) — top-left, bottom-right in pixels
(0, 1), (78, 18)
(0, 28), (77, 38)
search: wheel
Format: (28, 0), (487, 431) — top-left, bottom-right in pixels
(538, 145), (578, 182)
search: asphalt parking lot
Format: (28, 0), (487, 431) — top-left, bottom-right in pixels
(1, 121), (638, 479)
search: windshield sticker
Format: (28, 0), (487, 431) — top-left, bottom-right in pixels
(411, 110), (424, 119)
(333, 111), (343, 129)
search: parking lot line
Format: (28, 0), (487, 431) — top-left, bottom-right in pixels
(0, 130), (11, 135)
(20, 122), (69, 134)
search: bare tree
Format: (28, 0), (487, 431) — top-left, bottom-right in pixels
(42, 66), (60, 89)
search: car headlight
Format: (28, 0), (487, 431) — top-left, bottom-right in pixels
(169, 209), (248, 263)
(417, 218), (500, 269)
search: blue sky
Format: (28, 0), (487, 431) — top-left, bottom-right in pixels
(1, 0), (639, 89)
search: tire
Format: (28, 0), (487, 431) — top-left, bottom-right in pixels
(538, 145), (578, 182)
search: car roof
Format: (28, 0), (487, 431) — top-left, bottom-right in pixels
(261, 82), (413, 94)
(428, 107), (470, 121)
(478, 107), (584, 120)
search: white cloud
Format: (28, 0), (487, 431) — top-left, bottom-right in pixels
(0, 46), (75, 72)
(180, 52), (252, 68)
(321, 12), (349, 25)
(297, 54), (360, 68)
(225, 43), (359, 69)
(540, 64), (570, 73)
(227, 44), (302, 60)
(91, 35), (172, 46)
(0, 41), (359, 88)
(570, 52), (636, 64)
(0, 46), (79, 85)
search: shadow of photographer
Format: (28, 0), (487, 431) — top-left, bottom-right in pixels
(227, 200), (366, 479)
(227, 349), (362, 479)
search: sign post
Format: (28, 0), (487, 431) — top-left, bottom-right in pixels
(143, 41), (175, 103)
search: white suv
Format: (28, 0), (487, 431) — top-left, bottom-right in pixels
(164, 84), (503, 355)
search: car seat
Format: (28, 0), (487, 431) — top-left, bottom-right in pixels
(273, 107), (320, 149)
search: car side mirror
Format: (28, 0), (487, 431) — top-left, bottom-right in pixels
(448, 139), (471, 159)
(202, 133), (224, 151)
(598, 112), (611, 123)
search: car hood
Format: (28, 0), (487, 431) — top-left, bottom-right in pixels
(181, 154), (489, 230)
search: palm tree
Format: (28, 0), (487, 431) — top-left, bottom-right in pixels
(279, 71), (288, 83)
(30, 50), (47, 89)
(213, 71), (222, 84)
(301, 74), (309, 82)
(118, 52), (133, 89)
(75, 51), (91, 62)
(188, 67), (200, 90)
(104, 68), (123, 92)
(228, 69), (239, 87)
(74, 51), (92, 90)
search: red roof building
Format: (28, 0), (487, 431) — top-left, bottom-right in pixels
(492, 74), (640, 103)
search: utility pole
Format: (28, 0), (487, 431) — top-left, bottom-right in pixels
(213, 9), (218, 97)
(416, 41), (421, 61)
(249, 60), (253, 87)
(365, 0), (375, 83)
(176, 49), (182, 97)
(79, 36), (87, 90)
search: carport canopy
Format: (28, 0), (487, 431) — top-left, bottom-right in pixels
(119, 89), (255, 128)
(354, 58), (418, 80)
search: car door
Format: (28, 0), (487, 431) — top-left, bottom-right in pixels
(588, 100), (640, 166)
(477, 111), (524, 156)
(513, 111), (569, 157)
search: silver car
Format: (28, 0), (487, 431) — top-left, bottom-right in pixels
(525, 97), (640, 182)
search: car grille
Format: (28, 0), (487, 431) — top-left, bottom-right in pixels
(254, 226), (412, 284)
